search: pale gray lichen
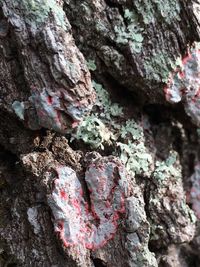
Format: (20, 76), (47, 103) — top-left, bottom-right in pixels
(114, 21), (144, 53)
(27, 206), (41, 235)
(125, 196), (158, 267)
(133, 0), (181, 25)
(86, 59), (97, 71)
(144, 51), (178, 83)
(12, 101), (25, 120)
(28, 87), (94, 133)
(71, 114), (112, 149)
(11, 0), (67, 29)
(149, 151), (196, 246)
(72, 81), (153, 176)
(153, 151), (180, 183)
(117, 141), (153, 176)
(117, 119), (153, 176)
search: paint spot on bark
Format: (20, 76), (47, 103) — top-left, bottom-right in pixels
(29, 88), (93, 133)
(164, 47), (200, 126)
(48, 157), (128, 250)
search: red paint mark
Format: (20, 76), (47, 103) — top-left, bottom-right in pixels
(47, 95), (53, 105)
(182, 52), (192, 65)
(70, 199), (81, 216)
(191, 97), (197, 103)
(60, 190), (68, 200)
(57, 221), (64, 230)
(178, 70), (185, 79)
(51, 161), (127, 251)
(164, 47), (200, 105)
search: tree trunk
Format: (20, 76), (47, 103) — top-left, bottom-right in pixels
(0, 0), (200, 266)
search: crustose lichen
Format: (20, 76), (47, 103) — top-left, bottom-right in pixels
(71, 81), (153, 176)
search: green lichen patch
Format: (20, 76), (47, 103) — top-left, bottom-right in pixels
(114, 9), (144, 54)
(93, 81), (123, 120)
(110, 6), (145, 53)
(154, 0), (181, 23)
(197, 128), (200, 137)
(71, 81), (121, 149)
(117, 141), (153, 176)
(71, 81), (153, 176)
(71, 114), (112, 149)
(133, 0), (181, 25)
(86, 59), (97, 71)
(12, 101), (25, 120)
(117, 119), (153, 176)
(144, 51), (178, 83)
(13, 0), (66, 29)
(153, 151), (180, 183)
(118, 1), (181, 56)
(149, 150), (196, 245)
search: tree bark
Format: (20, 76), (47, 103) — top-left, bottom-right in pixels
(0, 0), (200, 266)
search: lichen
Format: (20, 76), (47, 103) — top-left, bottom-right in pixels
(117, 119), (153, 176)
(86, 59), (97, 71)
(71, 81), (122, 149)
(27, 207), (41, 235)
(144, 51), (178, 83)
(153, 151), (180, 184)
(117, 141), (153, 176)
(93, 81), (123, 119)
(71, 114), (112, 149)
(12, 0), (67, 29)
(154, 0), (181, 23)
(149, 150), (196, 245)
(29, 87), (93, 133)
(72, 81), (153, 176)
(114, 8), (144, 53)
(12, 101), (25, 120)
(133, 0), (181, 25)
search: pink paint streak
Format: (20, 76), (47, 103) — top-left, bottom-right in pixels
(49, 159), (127, 251)
(164, 46), (200, 128)
(60, 190), (68, 200)
(164, 48), (200, 104)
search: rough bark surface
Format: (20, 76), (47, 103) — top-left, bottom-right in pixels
(0, 0), (200, 267)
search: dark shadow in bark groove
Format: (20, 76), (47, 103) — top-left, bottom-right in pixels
(93, 258), (107, 267)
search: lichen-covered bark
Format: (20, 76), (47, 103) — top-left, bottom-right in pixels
(0, 0), (200, 267)
(64, 0), (199, 103)
(0, 0), (95, 134)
